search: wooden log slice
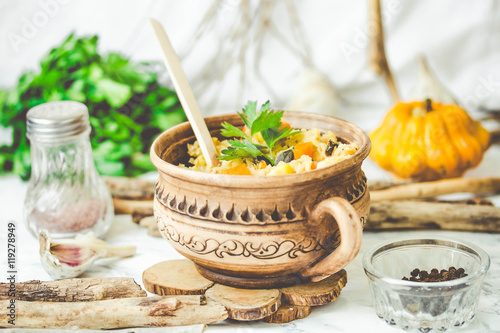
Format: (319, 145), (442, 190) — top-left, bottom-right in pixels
(280, 269), (347, 306)
(205, 284), (281, 321)
(263, 304), (311, 323)
(143, 260), (214, 296)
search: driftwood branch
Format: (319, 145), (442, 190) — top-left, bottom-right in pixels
(132, 207), (155, 223)
(113, 198), (154, 215)
(140, 216), (162, 237)
(0, 296), (227, 329)
(370, 177), (500, 202)
(490, 129), (500, 145)
(415, 197), (493, 206)
(0, 277), (146, 302)
(0, 326), (206, 333)
(366, 201), (500, 232)
(368, 179), (414, 191)
(367, 0), (399, 102)
(104, 176), (155, 200)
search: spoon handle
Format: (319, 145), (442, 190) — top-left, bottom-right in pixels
(149, 18), (219, 167)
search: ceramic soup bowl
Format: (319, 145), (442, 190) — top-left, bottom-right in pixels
(150, 111), (371, 288)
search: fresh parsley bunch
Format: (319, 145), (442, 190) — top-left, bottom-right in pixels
(220, 101), (301, 165)
(0, 33), (186, 180)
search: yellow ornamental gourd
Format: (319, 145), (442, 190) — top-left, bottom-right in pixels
(369, 99), (490, 181)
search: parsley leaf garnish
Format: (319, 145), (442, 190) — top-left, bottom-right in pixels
(220, 101), (301, 165)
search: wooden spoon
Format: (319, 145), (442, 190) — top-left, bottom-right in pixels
(149, 18), (219, 167)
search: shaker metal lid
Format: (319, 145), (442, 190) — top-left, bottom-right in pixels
(27, 101), (90, 140)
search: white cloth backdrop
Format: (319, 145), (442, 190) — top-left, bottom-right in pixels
(0, 0), (499, 116)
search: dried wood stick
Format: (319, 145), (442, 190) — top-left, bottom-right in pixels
(140, 216), (162, 237)
(113, 198), (153, 215)
(490, 129), (500, 145)
(368, 179), (414, 191)
(132, 207), (155, 223)
(370, 177), (500, 202)
(0, 296), (227, 329)
(417, 198), (494, 206)
(104, 176), (155, 200)
(0, 277), (146, 302)
(366, 201), (500, 232)
(367, 0), (399, 102)
(0, 327), (206, 333)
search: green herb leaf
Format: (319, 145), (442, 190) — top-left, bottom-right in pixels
(239, 101), (258, 130)
(219, 101), (301, 165)
(220, 122), (249, 140)
(219, 139), (266, 161)
(262, 126), (302, 154)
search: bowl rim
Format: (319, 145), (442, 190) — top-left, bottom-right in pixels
(362, 237), (491, 288)
(150, 111), (371, 187)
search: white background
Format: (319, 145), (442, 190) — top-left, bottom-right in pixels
(1, 0), (500, 117)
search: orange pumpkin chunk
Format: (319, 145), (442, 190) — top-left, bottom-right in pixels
(293, 142), (314, 160)
(223, 164), (252, 175)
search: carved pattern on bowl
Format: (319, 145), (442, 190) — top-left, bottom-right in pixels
(154, 170), (367, 226)
(156, 216), (341, 260)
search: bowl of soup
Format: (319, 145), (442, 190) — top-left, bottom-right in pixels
(150, 111), (371, 288)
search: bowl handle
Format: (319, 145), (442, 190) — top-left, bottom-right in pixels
(300, 197), (362, 281)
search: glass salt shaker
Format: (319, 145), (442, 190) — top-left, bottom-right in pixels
(24, 101), (114, 238)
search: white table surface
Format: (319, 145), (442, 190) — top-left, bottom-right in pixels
(1, 106), (499, 333)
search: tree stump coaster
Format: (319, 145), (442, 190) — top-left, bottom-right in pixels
(263, 304), (312, 323)
(280, 269), (347, 306)
(205, 284), (281, 321)
(142, 260), (214, 295)
(143, 260), (348, 323)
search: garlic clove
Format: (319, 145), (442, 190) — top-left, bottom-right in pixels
(51, 232), (137, 259)
(39, 230), (97, 279)
(49, 244), (95, 267)
(39, 230), (136, 279)
(409, 55), (458, 105)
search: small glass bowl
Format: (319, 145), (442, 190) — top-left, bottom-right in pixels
(363, 238), (490, 332)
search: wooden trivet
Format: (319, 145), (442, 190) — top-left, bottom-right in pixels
(263, 304), (312, 323)
(206, 284), (281, 321)
(280, 269), (347, 306)
(143, 260), (348, 323)
(143, 260), (214, 295)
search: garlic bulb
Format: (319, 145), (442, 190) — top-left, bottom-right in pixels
(39, 230), (136, 279)
(409, 55), (458, 105)
(286, 68), (339, 116)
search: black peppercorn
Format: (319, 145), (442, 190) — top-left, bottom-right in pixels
(402, 267), (467, 282)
